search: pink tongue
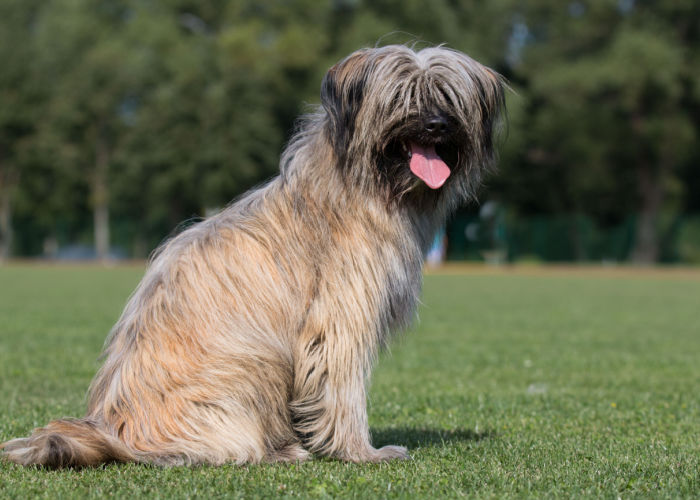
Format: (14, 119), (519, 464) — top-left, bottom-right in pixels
(409, 143), (451, 189)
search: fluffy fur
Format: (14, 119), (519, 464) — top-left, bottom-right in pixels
(2, 45), (504, 467)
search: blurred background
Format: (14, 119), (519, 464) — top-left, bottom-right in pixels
(0, 0), (698, 265)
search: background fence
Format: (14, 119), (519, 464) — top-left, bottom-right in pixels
(447, 211), (700, 264)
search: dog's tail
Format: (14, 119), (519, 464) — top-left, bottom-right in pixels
(1, 418), (135, 468)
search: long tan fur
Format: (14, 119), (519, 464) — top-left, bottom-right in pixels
(2, 45), (504, 467)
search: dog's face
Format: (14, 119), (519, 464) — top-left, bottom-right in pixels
(321, 45), (504, 207)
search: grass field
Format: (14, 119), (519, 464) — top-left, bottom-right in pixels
(0, 264), (698, 498)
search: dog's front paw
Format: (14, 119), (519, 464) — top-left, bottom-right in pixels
(371, 445), (410, 462)
(337, 444), (410, 463)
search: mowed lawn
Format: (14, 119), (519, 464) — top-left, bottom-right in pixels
(0, 265), (698, 498)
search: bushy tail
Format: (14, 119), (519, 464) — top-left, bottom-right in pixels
(1, 418), (135, 468)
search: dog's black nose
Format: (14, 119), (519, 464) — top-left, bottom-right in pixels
(425, 115), (448, 135)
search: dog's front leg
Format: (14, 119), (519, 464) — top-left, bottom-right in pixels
(290, 311), (409, 463)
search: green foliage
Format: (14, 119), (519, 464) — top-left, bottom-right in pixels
(1, 267), (699, 497)
(0, 0), (698, 260)
(490, 1), (699, 262)
(0, 1), (45, 258)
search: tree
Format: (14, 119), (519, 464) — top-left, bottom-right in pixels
(112, 2), (288, 253)
(0, 1), (44, 260)
(499, 1), (697, 263)
(32, 0), (148, 260)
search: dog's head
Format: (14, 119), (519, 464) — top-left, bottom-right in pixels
(321, 45), (505, 207)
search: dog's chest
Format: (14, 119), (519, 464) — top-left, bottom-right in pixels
(376, 235), (424, 335)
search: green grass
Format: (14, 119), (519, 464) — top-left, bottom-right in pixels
(1, 265), (699, 498)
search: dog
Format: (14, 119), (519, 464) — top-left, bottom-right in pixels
(2, 44), (504, 467)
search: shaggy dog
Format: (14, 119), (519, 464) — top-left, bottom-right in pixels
(2, 45), (504, 467)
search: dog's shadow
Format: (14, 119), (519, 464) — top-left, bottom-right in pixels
(371, 426), (492, 448)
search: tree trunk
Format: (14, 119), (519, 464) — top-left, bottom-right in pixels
(0, 158), (15, 262)
(0, 184), (12, 262)
(630, 162), (664, 264)
(93, 135), (110, 262)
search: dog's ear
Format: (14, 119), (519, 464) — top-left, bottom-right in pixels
(321, 50), (373, 162)
(475, 68), (507, 161)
